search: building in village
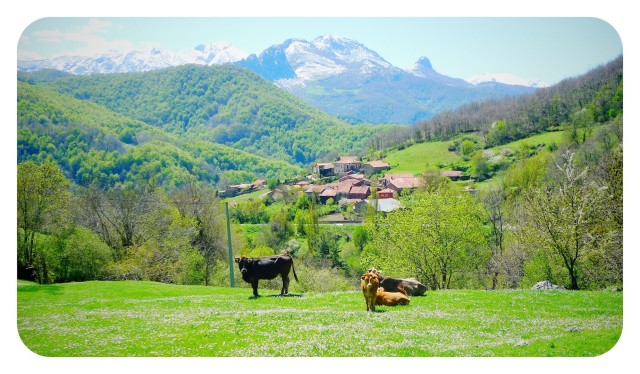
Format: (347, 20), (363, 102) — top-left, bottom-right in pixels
(313, 163), (335, 177)
(334, 156), (362, 176)
(367, 198), (402, 213)
(305, 184), (328, 200)
(348, 185), (370, 200)
(438, 170), (469, 181)
(379, 173), (415, 188)
(319, 186), (337, 204)
(340, 198), (370, 215)
(313, 156), (390, 179)
(219, 179), (265, 198)
(377, 188), (395, 199)
(362, 160), (390, 176)
(384, 175), (424, 195)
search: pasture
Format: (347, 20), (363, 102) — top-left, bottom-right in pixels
(17, 280), (621, 357)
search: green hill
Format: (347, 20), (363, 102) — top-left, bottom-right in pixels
(381, 129), (569, 190)
(18, 82), (304, 188)
(416, 55), (622, 144)
(25, 64), (400, 166)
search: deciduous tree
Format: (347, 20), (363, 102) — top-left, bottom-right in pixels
(365, 188), (488, 289)
(17, 160), (70, 282)
(521, 151), (604, 289)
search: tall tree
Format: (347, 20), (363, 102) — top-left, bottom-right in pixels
(171, 180), (226, 286)
(522, 151), (604, 289)
(365, 188), (488, 289)
(17, 160), (70, 282)
(78, 183), (163, 259)
(482, 188), (507, 290)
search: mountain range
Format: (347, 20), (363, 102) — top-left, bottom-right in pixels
(18, 35), (537, 125)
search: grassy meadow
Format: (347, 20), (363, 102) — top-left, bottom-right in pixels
(17, 280), (621, 357)
(384, 139), (463, 175)
(383, 130), (568, 191)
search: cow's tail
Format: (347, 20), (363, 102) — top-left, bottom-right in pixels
(291, 258), (299, 283)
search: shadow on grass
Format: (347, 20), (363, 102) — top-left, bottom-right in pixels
(247, 293), (304, 300)
(17, 284), (64, 295)
(268, 293), (304, 298)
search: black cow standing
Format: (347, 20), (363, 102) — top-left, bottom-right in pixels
(234, 254), (299, 297)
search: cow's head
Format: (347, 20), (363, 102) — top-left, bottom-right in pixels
(361, 271), (379, 289)
(235, 256), (250, 274)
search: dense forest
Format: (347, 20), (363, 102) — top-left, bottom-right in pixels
(18, 82), (303, 189)
(20, 64), (400, 166)
(17, 56), (623, 292)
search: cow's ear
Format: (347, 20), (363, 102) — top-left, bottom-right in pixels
(234, 257), (240, 263)
(361, 275), (365, 280)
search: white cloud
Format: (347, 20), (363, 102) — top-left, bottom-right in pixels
(33, 28), (65, 43)
(29, 18), (135, 58)
(17, 50), (43, 61)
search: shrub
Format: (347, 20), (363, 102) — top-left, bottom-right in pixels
(56, 227), (113, 282)
(288, 262), (356, 293)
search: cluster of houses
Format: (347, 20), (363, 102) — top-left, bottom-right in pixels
(313, 156), (393, 178)
(304, 156), (426, 213)
(220, 155), (470, 215)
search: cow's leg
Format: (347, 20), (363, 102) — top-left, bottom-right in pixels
(282, 275), (290, 295)
(252, 280), (259, 297)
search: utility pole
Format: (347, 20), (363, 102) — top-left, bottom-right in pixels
(225, 201), (235, 287)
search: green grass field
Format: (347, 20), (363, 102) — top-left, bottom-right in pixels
(383, 131), (569, 191)
(492, 130), (566, 153)
(385, 140), (463, 175)
(17, 280), (622, 357)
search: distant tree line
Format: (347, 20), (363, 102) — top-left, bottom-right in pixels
(366, 56), (623, 151)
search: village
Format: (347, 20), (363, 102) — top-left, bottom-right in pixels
(219, 156), (469, 219)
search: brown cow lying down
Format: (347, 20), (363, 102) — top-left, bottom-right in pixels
(376, 287), (410, 306)
(369, 268), (427, 296)
(361, 271), (379, 312)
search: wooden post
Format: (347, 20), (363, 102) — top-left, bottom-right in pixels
(225, 201), (234, 287)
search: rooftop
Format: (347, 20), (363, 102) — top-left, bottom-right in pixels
(439, 170), (463, 177)
(336, 156), (361, 164)
(366, 160), (390, 168)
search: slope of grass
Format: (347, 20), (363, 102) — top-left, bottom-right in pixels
(384, 140), (463, 175)
(492, 130), (567, 153)
(17, 280), (622, 357)
(383, 130), (569, 190)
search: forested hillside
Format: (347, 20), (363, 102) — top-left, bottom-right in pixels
(22, 64), (399, 165)
(18, 82), (304, 188)
(412, 56), (623, 145)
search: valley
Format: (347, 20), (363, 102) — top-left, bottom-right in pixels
(17, 43), (623, 296)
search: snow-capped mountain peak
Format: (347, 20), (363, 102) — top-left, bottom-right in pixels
(467, 73), (547, 88)
(405, 56), (470, 87)
(192, 42), (249, 65)
(237, 35), (397, 85)
(311, 35), (392, 70)
(18, 43), (249, 75)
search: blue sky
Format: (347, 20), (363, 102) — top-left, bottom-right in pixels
(18, 17), (621, 86)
